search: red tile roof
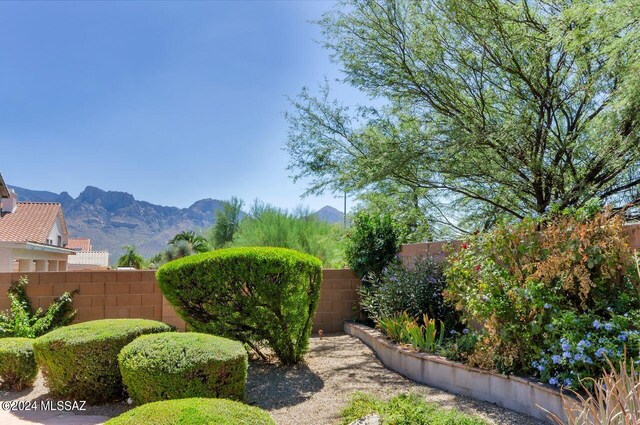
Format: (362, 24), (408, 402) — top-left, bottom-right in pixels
(0, 202), (66, 243)
(67, 238), (91, 251)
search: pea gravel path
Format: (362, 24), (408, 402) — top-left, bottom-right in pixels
(1, 334), (546, 424)
(246, 333), (545, 425)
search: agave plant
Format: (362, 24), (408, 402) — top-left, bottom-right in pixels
(545, 356), (640, 424)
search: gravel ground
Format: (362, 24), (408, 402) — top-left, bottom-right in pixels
(246, 334), (545, 425)
(1, 334), (546, 425)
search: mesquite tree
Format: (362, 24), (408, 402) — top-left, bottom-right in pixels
(286, 0), (640, 230)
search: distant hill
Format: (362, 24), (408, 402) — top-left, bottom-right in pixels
(314, 205), (345, 224)
(10, 185), (342, 262)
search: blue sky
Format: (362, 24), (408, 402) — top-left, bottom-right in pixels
(0, 1), (364, 211)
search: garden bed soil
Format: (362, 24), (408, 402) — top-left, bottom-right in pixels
(0, 334), (544, 425)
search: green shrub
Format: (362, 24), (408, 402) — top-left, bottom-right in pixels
(157, 247), (322, 365)
(444, 204), (639, 375)
(377, 313), (445, 353)
(340, 392), (488, 425)
(119, 332), (247, 405)
(228, 201), (345, 267)
(33, 319), (173, 403)
(0, 338), (37, 391)
(0, 276), (76, 338)
(359, 256), (458, 327)
(105, 398), (275, 425)
(345, 211), (400, 280)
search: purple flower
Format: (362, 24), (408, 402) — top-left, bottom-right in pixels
(561, 341), (571, 351)
(592, 320), (602, 330)
(619, 332), (628, 341)
(595, 348), (607, 358)
(544, 303), (551, 309)
(563, 351), (572, 359)
(462, 328), (469, 334)
(577, 340), (591, 349)
(564, 378), (572, 387)
(604, 322), (613, 331)
(549, 377), (559, 386)
(551, 355), (562, 364)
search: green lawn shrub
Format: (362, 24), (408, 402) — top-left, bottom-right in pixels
(157, 247), (322, 365)
(119, 332), (247, 405)
(0, 337), (37, 391)
(33, 319), (173, 403)
(105, 398), (275, 425)
(340, 392), (488, 425)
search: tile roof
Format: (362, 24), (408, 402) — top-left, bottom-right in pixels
(67, 238), (91, 252)
(0, 202), (65, 244)
(0, 173), (9, 198)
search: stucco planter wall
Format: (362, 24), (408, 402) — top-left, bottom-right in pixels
(345, 321), (569, 424)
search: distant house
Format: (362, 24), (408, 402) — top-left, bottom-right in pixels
(0, 174), (75, 272)
(67, 238), (110, 270)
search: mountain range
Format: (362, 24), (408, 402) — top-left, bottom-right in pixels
(9, 185), (344, 262)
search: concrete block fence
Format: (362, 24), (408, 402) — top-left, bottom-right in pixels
(0, 269), (362, 333)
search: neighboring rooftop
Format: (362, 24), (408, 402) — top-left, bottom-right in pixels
(0, 173), (9, 198)
(0, 202), (67, 244)
(67, 238), (92, 252)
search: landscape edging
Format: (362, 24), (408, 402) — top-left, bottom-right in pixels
(344, 321), (567, 424)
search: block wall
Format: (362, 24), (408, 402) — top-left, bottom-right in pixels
(0, 269), (362, 334)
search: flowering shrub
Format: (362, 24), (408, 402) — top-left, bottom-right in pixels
(359, 257), (458, 328)
(532, 311), (640, 389)
(444, 202), (639, 375)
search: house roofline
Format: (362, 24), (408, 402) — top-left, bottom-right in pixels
(0, 241), (76, 254)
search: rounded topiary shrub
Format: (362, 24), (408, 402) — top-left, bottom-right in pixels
(119, 332), (248, 405)
(33, 319), (173, 403)
(157, 247), (322, 364)
(0, 338), (38, 391)
(105, 398), (275, 425)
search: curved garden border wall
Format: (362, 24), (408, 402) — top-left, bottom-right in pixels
(345, 321), (569, 424)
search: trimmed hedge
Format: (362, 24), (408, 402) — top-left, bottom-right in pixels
(33, 319), (173, 403)
(105, 398), (275, 425)
(119, 332), (247, 405)
(0, 338), (38, 391)
(157, 247), (322, 364)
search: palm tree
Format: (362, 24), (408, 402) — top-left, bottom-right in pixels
(211, 197), (244, 248)
(168, 230), (209, 253)
(118, 245), (144, 269)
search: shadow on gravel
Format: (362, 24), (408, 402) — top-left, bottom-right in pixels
(246, 361), (324, 410)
